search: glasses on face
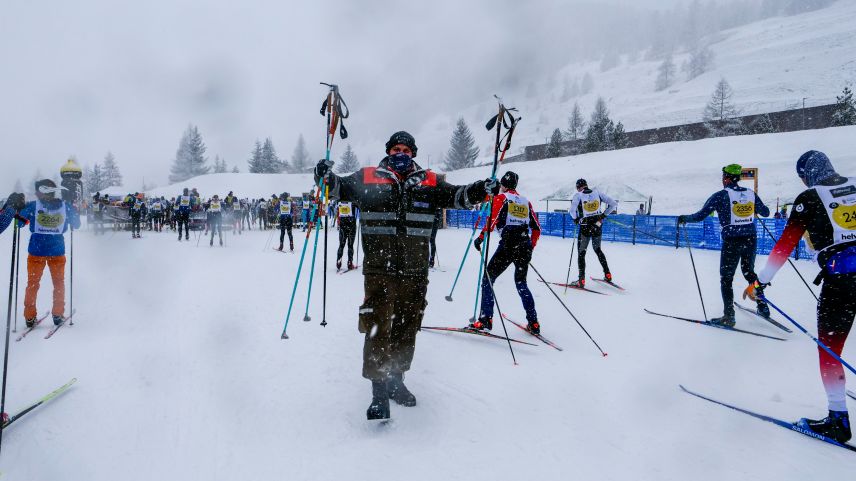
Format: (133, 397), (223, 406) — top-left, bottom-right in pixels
(390, 146), (412, 156)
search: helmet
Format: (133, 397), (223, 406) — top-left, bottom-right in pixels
(500, 171), (518, 189)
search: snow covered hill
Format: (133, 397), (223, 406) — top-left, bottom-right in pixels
(149, 125), (856, 215)
(414, 1), (856, 161)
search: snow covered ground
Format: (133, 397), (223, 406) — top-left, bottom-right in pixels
(1, 223), (853, 480)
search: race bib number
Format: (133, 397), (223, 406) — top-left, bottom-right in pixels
(280, 203), (291, 215)
(37, 212), (64, 228)
(210, 202), (221, 211)
(583, 200), (600, 214)
(831, 201), (856, 231)
(508, 203), (528, 219)
(180, 197), (190, 206)
(339, 204), (352, 216)
(731, 201), (755, 218)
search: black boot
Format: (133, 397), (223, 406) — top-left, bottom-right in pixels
(756, 301), (771, 319)
(708, 312), (735, 328)
(366, 380), (390, 420)
(387, 372), (416, 407)
(797, 411), (851, 443)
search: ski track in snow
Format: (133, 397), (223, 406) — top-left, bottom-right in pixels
(1, 223), (854, 480)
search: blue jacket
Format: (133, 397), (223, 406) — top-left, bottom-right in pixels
(19, 200), (81, 256)
(684, 185), (770, 239)
(0, 208), (14, 235)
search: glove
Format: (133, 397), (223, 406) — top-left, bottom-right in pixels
(60, 179), (80, 203)
(473, 236), (483, 251)
(314, 159), (333, 180)
(677, 215), (688, 225)
(484, 178), (500, 195)
(3, 192), (25, 212)
(742, 280), (769, 302)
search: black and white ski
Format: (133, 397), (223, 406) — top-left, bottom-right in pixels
(420, 326), (538, 346)
(734, 302), (793, 333)
(537, 279), (607, 296)
(847, 390), (855, 401)
(337, 265), (360, 275)
(501, 314), (563, 351)
(643, 309), (786, 341)
(680, 384), (856, 453)
(44, 310), (75, 340)
(15, 313), (51, 342)
(590, 277), (625, 291)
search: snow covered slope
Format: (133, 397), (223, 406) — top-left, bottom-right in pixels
(1, 224), (852, 480)
(151, 125), (856, 215)
(415, 0), (856, 160)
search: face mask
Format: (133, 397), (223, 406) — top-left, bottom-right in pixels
(388, 153), (413, 174)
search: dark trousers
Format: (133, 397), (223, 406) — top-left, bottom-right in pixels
(480, 239), (537, 322)
(130, 216), (142, 236)
(152, 214), (163, 231)
(177, 212), (190, 239)
(578, 233), (610, 279)
(337, 222), (356, 262)
(817, 273), (856, 411)
(359, 275), (428, 381)
(279, 216), (293, 248)
(209, 214), (223, 243)
(429, 222), (439, 266)
(719, 236), (759, 316)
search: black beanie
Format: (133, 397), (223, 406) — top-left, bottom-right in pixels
(385, 131), (418, 158)
(500, 171), (519, 189)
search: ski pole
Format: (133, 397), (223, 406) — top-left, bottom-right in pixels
(563, 223), (577, 294)
(321, 183), (329, 327)
(69, 226), (74, 326)
(758, 220), (818, 301)
(1, 222), (20, 453)
(280, 216), (316, 339)
(13, 226), (21, 333)
(303, 200), (322, 323)
(683, 227), (708, 321)
(529, 261), (607, 356)
(446, 203), (488, 302)
(762, 295), (856, 377)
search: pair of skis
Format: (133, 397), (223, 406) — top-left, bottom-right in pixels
(337, 265), (359, 275)
(2, 378), (76, 430)
(643, 309), (787, 341)
(538, 277), (625, 295)
(421, 315), (563, 351)
(15, 310), (75, 341)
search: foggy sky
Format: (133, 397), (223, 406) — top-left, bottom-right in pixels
(0, 0), (693, 192)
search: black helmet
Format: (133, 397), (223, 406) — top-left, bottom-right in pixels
(575, 178), (587, 189)
(385, 131), (418, 158)
(500, 171), (518, 189)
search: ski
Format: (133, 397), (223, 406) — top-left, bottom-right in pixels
(420, 326), (538, 346)
(680, 384), (856, 453)
(734, 302), (793, 333)
(643, 309), (786, 341)
(501, 314), (563, 351)
(337, 265), (360, 275)
(848, 390), (856, 401)
(15, 313), (51, 342)
(590, 277), (625, 291)
(537, 279), (607, 295)
(44, 310), (75, 340)
(2, 378), (77, 429)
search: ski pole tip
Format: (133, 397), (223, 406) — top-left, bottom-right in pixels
(602, 352), (608, 357)
(320, 321), (327, 327)
(303, 315), (311, 322)
(281, 333), (289, 340)
(444, 295), (453, 302)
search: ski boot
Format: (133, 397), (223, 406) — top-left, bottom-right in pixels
(604, 272), (613, 283)
(25, 317), (36, 329)
(52, 315), (64, 326)
(348, 261), (355, 270)
(336, 259), (342, 270)
(756, 301), (771, 319)
(708, 313), (735, 328)
(290, 241), (294, 252)
(468, 316), (492, 331)
(527, 319), (541, 335)
(797, 411), (851, 443)
(277, 243), (283, 251)
(185, 234), (189, 241)
(367, 380), (391, 420)
(570, 278), (585, 288)
(219, 238), (223, 246)
(387, 372), (416, 407)
(210, 238), (214, 246)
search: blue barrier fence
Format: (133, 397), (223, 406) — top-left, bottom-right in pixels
(445, 210), (811, 260)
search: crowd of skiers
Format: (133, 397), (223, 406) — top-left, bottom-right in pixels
(1, 130), (853, 445)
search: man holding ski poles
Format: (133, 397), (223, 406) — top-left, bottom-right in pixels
(470, 171), (541, 333)
(678, 164), (770, 326)
(315, 130), (494, 421)
(569, 178), (617, 288)
(744, 150), (856, 443)
(19, 180), (81, 327)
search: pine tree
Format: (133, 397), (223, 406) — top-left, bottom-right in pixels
(702, 78), (743, 137)
(443, 118), (480, 171)
(611, 121), (630, 149)
(565, 102), (587, 141)
(648, 132), (660, 145)
(655, 54), (676, 91)
(261, 138), (283, 173)
(85, 163), (108, 194)
(231, 166), (240, 173)
(213, 155), (227, 173)
(752, 114), (777, 134)
(673, 126), (693, 142)
(290, 134), (311, 173)
(169, 125), (209, 183)
(832, 86), (856, 126)
(337, 144), (361, 173)
(546, 128), (564, 158)
(683, 45), (715, 81)
(102, 151), (123, 187)
(584, 98), (613, 153)
(248, 140), (264, 173)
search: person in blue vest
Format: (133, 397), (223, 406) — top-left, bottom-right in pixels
(277, 193), (295, 252)
(0, 193), (26, 234)
(19, 179), (80, 327)
(678, 164), (771, 326)
(176, 187), (195, 241)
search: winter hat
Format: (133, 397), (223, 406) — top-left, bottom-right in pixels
(385, 131), (418, 158)
(500, 171), (519, 189)
(575, 178), (587, 189)
(34, 179), (59, 197)
(796, 150), (838, 187)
